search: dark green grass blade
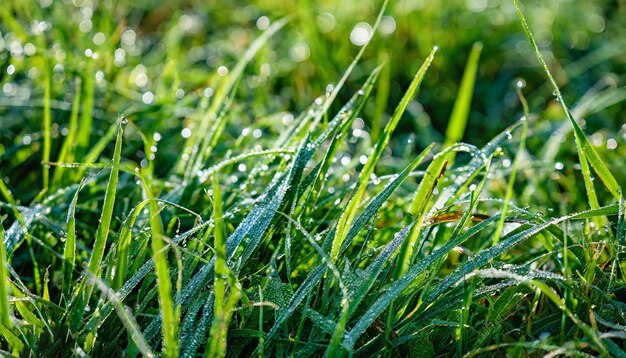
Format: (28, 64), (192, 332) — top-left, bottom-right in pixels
(87, 272), (155, 357)
(343, 216), (500, 349)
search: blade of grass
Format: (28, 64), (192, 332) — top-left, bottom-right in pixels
(87, 271), (155, 357)
(61, 178), (86, 299)
(139, 174), (180, 357)
(85, 119), (124, 277)
(0, 217), (11, 329)
(52, 78), (82, 187)
(40, 59), (52, 197)
(331, 46), (438, 262)
(112, 200), (150, 290)
(444, 42), (482, 147)
(343, 215), (500, 350)
(492, 89), (529, 245)
(394, 146), (453, 279)
(76, 61), (94, 161)
(177, 18), (288, 178)
(70, 118), (124, 333)
(207, 171), (228, 356)
(514, 0), (621, 202)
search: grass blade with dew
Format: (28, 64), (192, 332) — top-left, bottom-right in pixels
(0, 217), (11, 330)
(52, 78), (81, 187)
(207, 171), (230, 356)
(264, 147), (433, 348)
(343, 215), (501, 350)
(444, 42), (482, 148)
(111, 199), (151, 290)
(394, 145), (455, 279)
(61, 176), (88, 299)
(492, 85), (529, 245)
(87, 271), (155, 357)
(331, 46), (438, 263)
(421, 203), (620, 307)
(176, 18), (288, 179)
(70, 117), (124, 333)
(139, 173), (180, 357)
(514, 0), (621, 202)
(39, 57), (52, 198)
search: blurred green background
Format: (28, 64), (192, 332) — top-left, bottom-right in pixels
(1, 0), (625, 201)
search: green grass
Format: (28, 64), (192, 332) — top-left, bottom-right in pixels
(1, 0), (626, 356)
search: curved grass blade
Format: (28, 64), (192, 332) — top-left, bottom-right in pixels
(0, 218), (11, 330)
(61, 178), (88, 298)
(343, 215), (500, 350)
(70, 118), (124, 332)
(422, 204), (620, 306)
(514, 0), (620, 201)
(87, 271), (155, 357)
(331, 46), (438, 262)
(340, 144), (434, 253)
(176, 18), (288, 178)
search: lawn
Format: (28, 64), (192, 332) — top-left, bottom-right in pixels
(1, 0), (625, 356)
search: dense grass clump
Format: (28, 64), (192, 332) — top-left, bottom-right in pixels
(1, 0), (625, 356)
